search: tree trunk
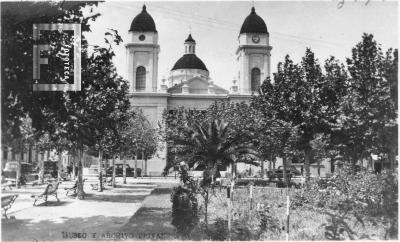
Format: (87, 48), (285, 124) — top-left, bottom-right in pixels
(76, 147), (85, 199)
(388, 150), (395, 170)
(352, 151), (358, 175)
(72, 153), (76, 179)
(272, 156), (276, 180)
(57, 150), (63, 182)
(123, 156), (127, 184)
(261, 160), (265, 178)
(304, 147), (312, 184)
(16, 152), (22, 188)
(104, 158), (108, 180)
(28, 146), (32, 163)
(134, 154), (138, 178)
(145, 158), (148, 177)
(112, 155), (116, 188)
(272, 156), (276, 171)
(204, 188), (209, 227)
(34, 145), (38, 164)
(268, 157), (272, 172)
(317, 159), (321, 177)
(228, 178), (234, 240)
(39, 151), (44, 184)
(141, 151), (145, 178)
(283, 156), (289, 186)
(98, 149), (103, 192)
(330, 158), (335, 174)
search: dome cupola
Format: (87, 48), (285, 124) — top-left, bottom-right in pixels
(239, 7), (268, 34)
(172, 55), (208, 71)
(172, 34), (208, 71)
(184, 34), (196, 54)
(129, 5), (157, 32)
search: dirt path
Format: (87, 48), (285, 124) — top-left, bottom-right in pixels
(119, 184), (177, 240)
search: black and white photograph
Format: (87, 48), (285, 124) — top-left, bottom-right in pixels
(1, 0), (398, 241)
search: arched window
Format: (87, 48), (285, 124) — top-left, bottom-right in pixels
(136, 66), (146, 90)
(251, 68), (261, 92)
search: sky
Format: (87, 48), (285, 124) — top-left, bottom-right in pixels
(83, 0), (399, 90)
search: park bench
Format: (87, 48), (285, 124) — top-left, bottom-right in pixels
(32, 181), (61, 206)
(1, 178), (16, 191)
(65, 179), (87, 196)
(2, 194), (18, 219)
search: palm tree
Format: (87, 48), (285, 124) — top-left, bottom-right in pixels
(176, 119), (258, 181)
(174, 118), (258, 226)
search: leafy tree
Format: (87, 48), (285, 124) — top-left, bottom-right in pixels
(337, 34), (398, 172)
(140, 125), (159, 176)
(1, 1), (100, 135)
(1, 1), (104, 196)
(258, 51), (329, 183)
(162, 107), (206, 174)
(251, 77), (301, 184)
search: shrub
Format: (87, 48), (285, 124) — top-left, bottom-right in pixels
(171, 186), (199, 236)
(135, 168), (142, 177)
(257, 204), (282, 239)
(291, 169), (398, 239)
(206, 218), (229, 240)
(205, 217), (259, 241)
(235, 179), (271, 187)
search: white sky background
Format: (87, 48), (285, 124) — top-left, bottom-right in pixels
(83, 0), (399, 90)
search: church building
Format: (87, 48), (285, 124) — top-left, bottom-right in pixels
(126, 5), (272, 176)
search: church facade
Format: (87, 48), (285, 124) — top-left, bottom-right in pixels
(126, 5), (272, 175)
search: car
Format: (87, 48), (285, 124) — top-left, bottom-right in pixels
(106, 164), (140, 177)
(2, 161), (39, 184)
(42, 161), (68, 180)
(267, 165), (301, 180)
(43, 161), (58, 178)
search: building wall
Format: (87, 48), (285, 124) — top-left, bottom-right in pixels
(1, 146), (53, 169)
(128, 92), (252, 176)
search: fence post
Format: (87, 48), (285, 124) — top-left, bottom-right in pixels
(249, 184), (253, 210)
(286, 192), (290, 241)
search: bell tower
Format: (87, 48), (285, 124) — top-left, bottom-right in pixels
(236, 7), (272, 94)
(126, 5), (159, 92)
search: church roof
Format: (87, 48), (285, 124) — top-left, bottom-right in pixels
(185, 34), (196, 43)
(129, 5), (157, 32)
(167, 78), (229, 94)
(172, 54), (208, 71)
(240, 7), (268, 34)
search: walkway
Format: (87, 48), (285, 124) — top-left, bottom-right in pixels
(2, 177), (178, 241)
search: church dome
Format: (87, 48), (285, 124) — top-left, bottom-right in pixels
(172, 54), (208, 71)
(240, 7), (268, 34)
(129, 5), (157, 32)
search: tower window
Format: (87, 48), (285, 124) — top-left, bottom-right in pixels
(139, 34), (145, 41)
(136, 66), (146, 90)
(251, 68), (261, 92)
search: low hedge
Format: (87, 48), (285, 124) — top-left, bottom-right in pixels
(235, 179), (271, 187)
